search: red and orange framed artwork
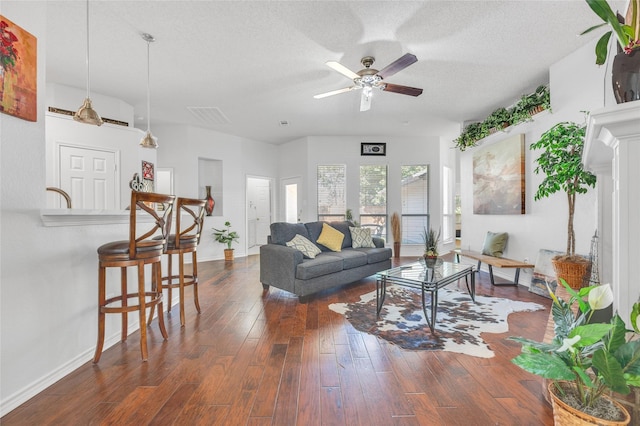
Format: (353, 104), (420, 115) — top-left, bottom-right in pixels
(0, 16), (37, 122)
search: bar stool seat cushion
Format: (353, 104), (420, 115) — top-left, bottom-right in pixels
(98, 240), (164, 256)
(154, 234), (199, 250)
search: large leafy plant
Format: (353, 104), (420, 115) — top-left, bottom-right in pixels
(510, 281), (640, 413)
(581, 0), (640, 65)
(212, 221), (239, 249)
(530, 121), (596, 257)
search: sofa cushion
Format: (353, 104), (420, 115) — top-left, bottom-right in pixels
(324, 249), (368, 269)
(286, 234), (321, 259)
(296, 254), (344, 280)
(316, 223), (344, 252)
(329, 221), (353, 249)
(350, 226), (375, 248)
(354, 247), (393, 264)
(270, 222), (310, 246)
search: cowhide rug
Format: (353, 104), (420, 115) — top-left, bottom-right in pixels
(329, 285), (544, 358)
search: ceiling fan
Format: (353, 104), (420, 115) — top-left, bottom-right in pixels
(314, 53), (423, 111)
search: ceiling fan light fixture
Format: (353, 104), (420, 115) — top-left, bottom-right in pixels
(74, 0), (103, 126)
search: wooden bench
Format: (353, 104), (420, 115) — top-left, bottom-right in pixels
(453, 249), (534, 286)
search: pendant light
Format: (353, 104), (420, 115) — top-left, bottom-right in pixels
(140, 33), (157, 148)
(74, 0), (103, 126)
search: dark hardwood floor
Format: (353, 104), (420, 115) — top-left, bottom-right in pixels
(2, 254), (554, 425)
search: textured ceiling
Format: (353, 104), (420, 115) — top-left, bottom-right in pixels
(32, 0), (627, 144)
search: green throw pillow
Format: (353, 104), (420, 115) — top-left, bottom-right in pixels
(481, 231), (508, 257)
(286, 234), (321, 259)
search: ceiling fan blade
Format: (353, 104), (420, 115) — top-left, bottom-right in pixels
(360, 90), (372, 112)
(314, 86), (357, 99)
(376, 53), (418, 79)
(326, 61), (360, 80)
(383, 83), (423, 97)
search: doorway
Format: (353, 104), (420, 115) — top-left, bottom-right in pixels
(281, 176), (302, 223)
(247, 176), (273, 255)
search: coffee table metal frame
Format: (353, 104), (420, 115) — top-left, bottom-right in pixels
(375, 261), (475, 333)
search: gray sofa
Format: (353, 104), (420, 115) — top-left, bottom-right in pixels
(260, 221), (392, 301)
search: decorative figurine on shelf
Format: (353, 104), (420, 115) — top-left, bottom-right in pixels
(205, 185), (215, 216)
(129, 173), (144, 192)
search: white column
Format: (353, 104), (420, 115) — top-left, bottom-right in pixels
(583, 102), (640, 325)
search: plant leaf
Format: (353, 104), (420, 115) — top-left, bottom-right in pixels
(593, 348), (629, 394)
(569, 323), (614, 347)
(615, 340), (640, 376)
(511, 353), (575, 380)
(595, 32), (612, 65)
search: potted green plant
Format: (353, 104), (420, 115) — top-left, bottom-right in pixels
(484, 107), (512, 133)
(581, 0), (639, 65)
(422, 226), (440, 267)
(581, 0), (639, 102)
(530, 121), (597, 289)
(509, 281), (640, 424)
(213, 221), (239, 261)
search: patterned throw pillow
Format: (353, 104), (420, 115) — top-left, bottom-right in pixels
(286, 234), (321, 259)
(316, 223), (344, 252)
(350, 226), (375, 248)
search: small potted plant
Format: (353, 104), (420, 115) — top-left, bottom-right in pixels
(530, 121), (597, 289)
(509, 281), (640, 424)
(213, 221), (239, 261)
(422, 227), (440, 268)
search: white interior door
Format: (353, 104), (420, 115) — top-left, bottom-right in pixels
(247, 177), (272, 247)
(282, 176), (302, 223)
(59, 145), (117, 209)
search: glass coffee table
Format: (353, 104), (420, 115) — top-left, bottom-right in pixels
(375, 261), (475, 332)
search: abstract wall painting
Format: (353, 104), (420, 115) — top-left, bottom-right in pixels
(473, 134), (525, 215)
(0, 16), (37, 122)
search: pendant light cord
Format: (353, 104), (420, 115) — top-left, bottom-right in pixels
(85, 0), (91, 99)
(146, 38), (151, 132)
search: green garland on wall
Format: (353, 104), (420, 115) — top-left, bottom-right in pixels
(454, 85), (551, 151)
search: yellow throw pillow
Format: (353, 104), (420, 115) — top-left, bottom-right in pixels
(316, 223), (344, 252)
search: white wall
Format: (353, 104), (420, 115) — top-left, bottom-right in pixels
(46, 82), (136, 127)
(45, 112), (154, 209)
(153, 124), (280, 262)
(298, 135), (444, 257)
(458, 37), (608, 284)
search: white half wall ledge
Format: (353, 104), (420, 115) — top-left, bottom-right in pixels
(40, 209), (156, 227)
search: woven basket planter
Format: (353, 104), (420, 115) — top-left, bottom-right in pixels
(552, 257), (590, 290)
(548, 382), (630, 425)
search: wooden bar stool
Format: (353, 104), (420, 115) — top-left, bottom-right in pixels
(158, 197), (206, 327)
(93, 191), (176, 363)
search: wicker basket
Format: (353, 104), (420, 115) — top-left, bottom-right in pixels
(552, 258), (590, 290)
(548, 382), (630, 425)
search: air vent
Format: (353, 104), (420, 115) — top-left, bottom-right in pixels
(186, 106), (231, 125)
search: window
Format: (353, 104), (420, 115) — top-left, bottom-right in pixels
(400, 165), (429, 244)
(317, 165), (346, 221)
(442, 166), (454, 243)
(360, 165), (387, 239)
